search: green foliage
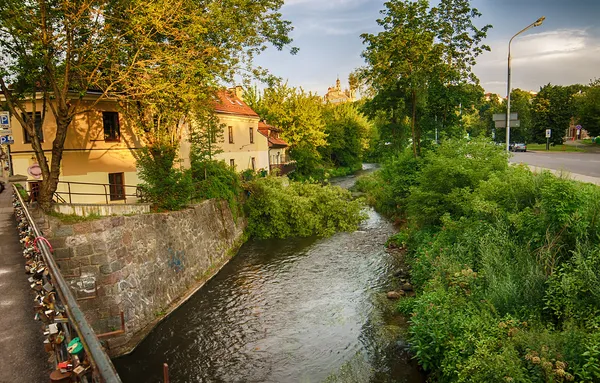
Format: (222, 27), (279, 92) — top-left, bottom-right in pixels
(189, 111), (225, 162)
(575, 80), (600, 137)
(358, 0), (490, 156)
(136, 143), (194, 211)
(406, 138), (508, 225)
(320, 102), (372, 169)
(358, 138), (600, 381)
(190, 160), (242, 218)
(531, 84), (584, 145)
(245, 177), (365, 239)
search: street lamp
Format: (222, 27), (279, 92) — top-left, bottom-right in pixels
(505, 16), (545, 152)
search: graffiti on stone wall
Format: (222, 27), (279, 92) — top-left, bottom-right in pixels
(70, 274), (97, 299)
(167, 248), (185, 273)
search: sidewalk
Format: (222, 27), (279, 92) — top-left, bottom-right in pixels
(527, 165), (600, 186)
(0, 185), (49, 382)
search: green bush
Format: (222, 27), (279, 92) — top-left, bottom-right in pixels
(190, 159), (242, 217)
(136, 143), (194, 211)
(245, 177), (366, 239)
(357, 138), (600, 381)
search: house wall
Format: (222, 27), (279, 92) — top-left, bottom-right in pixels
(9, 99), (142, 204)
(269, 147), (287, 165)
(180, 113), (269, 173)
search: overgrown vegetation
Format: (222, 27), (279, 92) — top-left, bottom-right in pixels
(135, 143), (194, 211)
(245, 177), (365, 239)
(357, 139), (600, 382)
(244, 82), (372, 180)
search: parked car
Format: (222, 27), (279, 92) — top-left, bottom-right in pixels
(509, 143), (527, 152)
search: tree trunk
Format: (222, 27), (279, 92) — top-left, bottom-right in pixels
(411, 90), (418, 157)
(38, 107), (73, 211)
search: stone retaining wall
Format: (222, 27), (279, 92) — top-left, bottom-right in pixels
(42, 200), (246, 356)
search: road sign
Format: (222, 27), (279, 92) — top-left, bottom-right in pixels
(495, 120), (520, 128)
(493, 113), (518, 121)
(546, 129), (551, 138)
(0, 135), (14, 145)
(0, 129), (12, 136)
(0, 111), (10, 131)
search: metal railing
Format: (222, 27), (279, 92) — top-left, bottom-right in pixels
(12, 184), (123, 382)
(26, 180), (141, 205)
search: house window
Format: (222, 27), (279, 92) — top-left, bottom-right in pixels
(103, 112), (120, 141)
(108, 172), (125, 201)
(249, 127), (254, 144)
(22, 112), (44, 143)
(228, 126), (233, 144)
(251, 157), (256, 170)
(229, 159), (235, 169)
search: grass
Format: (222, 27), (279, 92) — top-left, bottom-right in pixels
(526, 143), (584, 152)
(46, 210), (103, 224)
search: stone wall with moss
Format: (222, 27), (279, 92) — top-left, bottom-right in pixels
(43, 200), (246, 356)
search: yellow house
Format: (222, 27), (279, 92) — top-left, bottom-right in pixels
(4, 87), (270, 205)
(6, 94), (142, 204)
(180, 88), (269, 173)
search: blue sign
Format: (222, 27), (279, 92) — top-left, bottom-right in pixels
(0, 111), (9, 130)
(0, 135), (14, 145)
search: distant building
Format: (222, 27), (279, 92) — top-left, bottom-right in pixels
(484, 93), (504, 103)
(180, 88), (269, 174)
(323, 77), (356, 104)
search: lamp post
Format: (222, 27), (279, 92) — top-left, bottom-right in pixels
(505, 16), (545, 152)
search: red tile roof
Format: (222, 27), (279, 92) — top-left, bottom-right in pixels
(257, 121), (289, 148)
(214, 90), (259, 117)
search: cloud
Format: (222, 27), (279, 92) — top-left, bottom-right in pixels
(474, 28), (600, 94)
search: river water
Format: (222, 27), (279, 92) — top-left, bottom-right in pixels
(114, 165), (425, 382)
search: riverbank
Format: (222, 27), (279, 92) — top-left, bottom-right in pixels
(354, 140), (600, 382)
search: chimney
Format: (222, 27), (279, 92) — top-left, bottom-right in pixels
(229, 85), (244, 101)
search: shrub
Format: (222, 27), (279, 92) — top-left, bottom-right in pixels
(136, 143), (194, 210)
(190, 159), (242, 217)
(245, 177), (365, 239)
(359, 138), (600, 381)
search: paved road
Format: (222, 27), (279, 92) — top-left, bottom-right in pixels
(510, 151), (600, 178)
(0, 185), (49, 382)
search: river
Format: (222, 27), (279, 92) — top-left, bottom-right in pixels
(113, 165), (425, 382)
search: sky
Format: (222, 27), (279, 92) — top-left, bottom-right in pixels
(252, 0), (600, 97)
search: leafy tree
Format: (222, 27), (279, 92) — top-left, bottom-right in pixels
(575, 80), (600, 137)
(531, 84), (583, 144)
(136, 143), (194, 210)
(245, 82), (327, 178)
(0, 0), (295, 209)
(189, 110), (225, 163)
(506, 89), (534, 143)
(358, 0), (490, 157)
(320, 103), (371, 169)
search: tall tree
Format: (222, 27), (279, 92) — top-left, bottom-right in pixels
(246, 82), (327, 178)
(508, 89), (534, 143)
(320, 103), (371, 169)
(0, 0), (295, 209)
(358, 0), (490, 156)
(575, 80), (600, 137)
(531, 84), (583, 145)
